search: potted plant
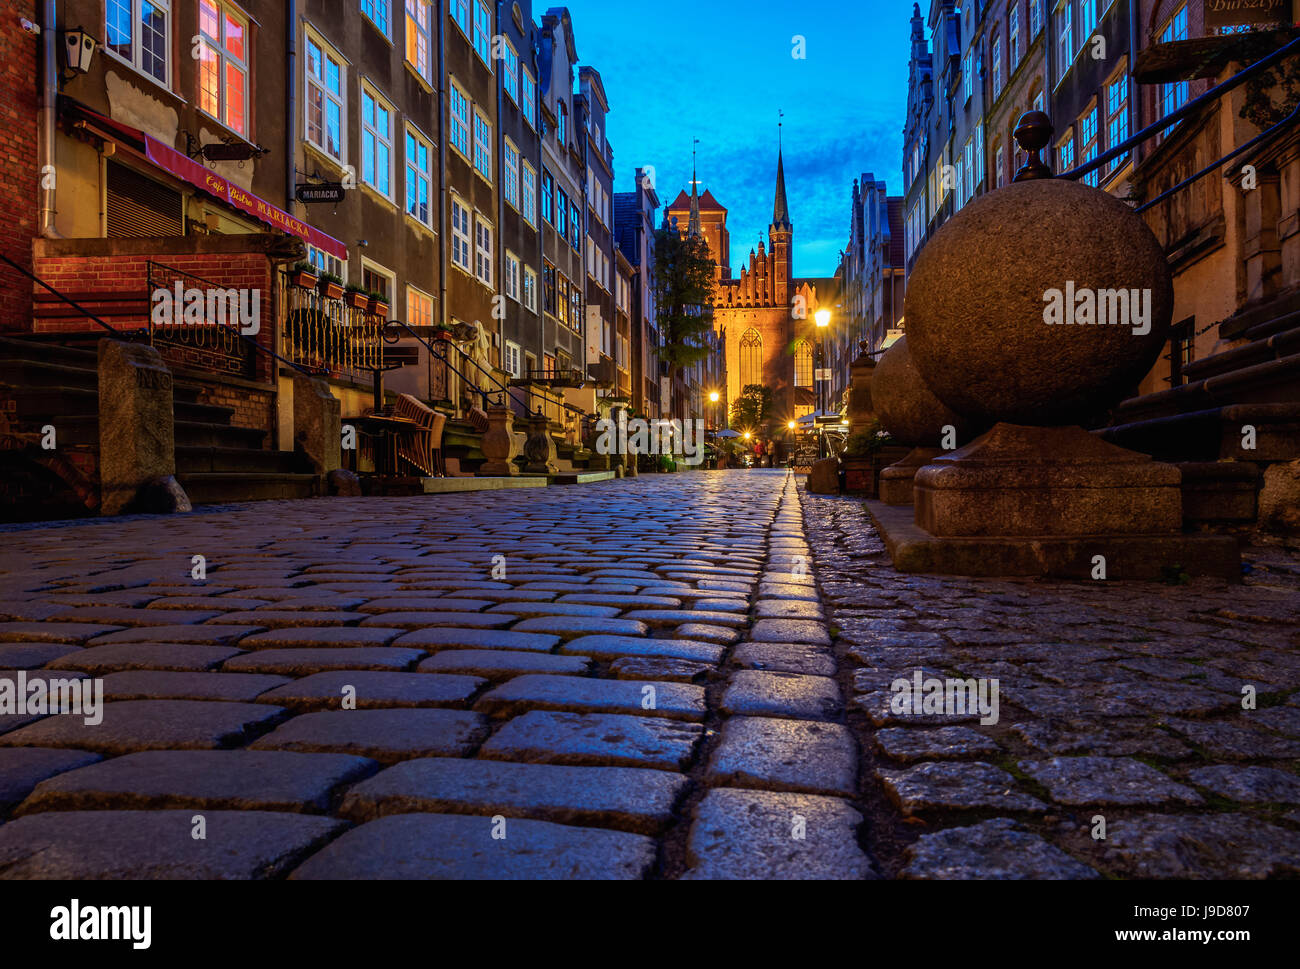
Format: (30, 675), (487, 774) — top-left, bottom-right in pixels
(841, 419), (892, 495)
(317, 271), (344, 301)
(289, 261), (318, 290)
(344, 284), (370, 312)
(368, 291), (390, 318)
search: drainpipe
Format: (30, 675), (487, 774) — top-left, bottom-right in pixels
(1128, 0), (1140, 172)
(437, 3), (448, 329)
(38, 0), (61, 238)
(286, 0), (297, 205)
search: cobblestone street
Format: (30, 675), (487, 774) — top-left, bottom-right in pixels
(0, 469), (1297, 879)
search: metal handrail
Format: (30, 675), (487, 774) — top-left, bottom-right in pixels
(0, 252), (135, 340)
(381, 319), (492, 410)
(1059, 34), (1300, 184)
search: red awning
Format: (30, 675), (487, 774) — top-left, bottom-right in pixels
(67, 101), (348, 261)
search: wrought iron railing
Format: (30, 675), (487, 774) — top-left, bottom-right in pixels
(278, 273), (385, 377)
(146, 261), (257, 378)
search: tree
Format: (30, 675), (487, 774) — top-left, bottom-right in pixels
(730, 384), (773, 430)
(653, 225), (715, 381)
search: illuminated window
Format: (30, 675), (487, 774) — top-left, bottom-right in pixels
(739, 328), (763, 389)
(198, 1), (247, 135)
(405, 0), (432, 80)
(794, 340), (813, 387)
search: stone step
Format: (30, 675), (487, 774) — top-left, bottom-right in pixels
(175, 446), (307, 475)
(176, 472), (319, 504)
(1099, 402), (1300, 464)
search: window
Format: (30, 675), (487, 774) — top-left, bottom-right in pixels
(794, 341), (813, 387)
(452, 0), (470, 37)
(522, 161), (537, 227)
(362, 264), (393, 313)
(1080, 0), (1097, 43)
(473, 0), (492, 64)
(503, 139), (520, 209)
(569, 201), (582, 250)
(502, 39), (519, 103)
(407, 286), (434, 328)
(504, 251), (520, 301)
(556, 187), (568, 236)
(406, 125), (433, 226)
(361, 86), (393, 198)
(995, 144), (1005, 188)
(1079, 105), (1099, 187)
(450, 81), (470, 158)
(475, 217), (493, 286)
(198, 1), (247, 136)
(1160, 7), (1189, 120)
(308, 244), (346, 282)
(361, 0), (391, 35)
(505, 341), (522, 378)
(543, 261), (556, 316)
(473, 109), (492, 181)
(569, 281), (582, 327)
(1058, 132), (1075, 173)
(1010, 5), (1021, 69)
(1030, 0), (1042, 36)
(555, 274), (568, 325)
(405, 0), (432, 80)
(306, 32), (345, 163)
(1058, 4), (1073, 79)
(1106, 70), (1130, 173)
(522, 69), (537, 129)
(451, 197), (472, 273)
(106, 0), (170, 85)
(992, 37), (1002, 96)
(524, 266), (538, 312)
(557, 101), (568, 146)
(739, 329), (763, 389)
(962, 52), (972, 103)
(542, 169), (554, 224)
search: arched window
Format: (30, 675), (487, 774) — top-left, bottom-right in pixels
(794, 340), (813, 387)
(739, 328), (763, 389)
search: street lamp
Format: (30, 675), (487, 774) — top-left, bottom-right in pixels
(708, 390), (720, 432)
(814, 308), (831, 459)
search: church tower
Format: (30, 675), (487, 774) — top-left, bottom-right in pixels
(769, 148), (793, 310)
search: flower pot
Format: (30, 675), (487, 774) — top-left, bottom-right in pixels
(345, 291), (370, 312)
(291, 269), (319, 290)
(371, 300), (390, 318)
(319, 280), (344, 301)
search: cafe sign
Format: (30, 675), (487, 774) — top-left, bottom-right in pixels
(295, 182), (346, 204)
(1204, 0), (1292, 30)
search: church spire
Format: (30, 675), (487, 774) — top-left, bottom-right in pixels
(772, 148), (791, 232)
(688, 138), (701, 238)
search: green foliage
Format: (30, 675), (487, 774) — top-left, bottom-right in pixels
(1236, 28), (1300, 129)
(653, 226), (716, 377)
(730, 384), (773, 430)
(843, 419), (891, 458)
(317, 271), (343, 287)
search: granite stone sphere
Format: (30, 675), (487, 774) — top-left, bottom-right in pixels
(873, 336), (972, 446)
(905, 178), (1173, 426)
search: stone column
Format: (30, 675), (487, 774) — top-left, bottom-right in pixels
(846, 341), (878, 437)
(293, 374), (341, 474)
(98, 339), (190, 516)
(523, 410), (557, 475)
(478, 403), (518, 476)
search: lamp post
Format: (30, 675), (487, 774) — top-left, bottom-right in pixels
(814, 308), (831, 459)
(708, 390), (720, 432)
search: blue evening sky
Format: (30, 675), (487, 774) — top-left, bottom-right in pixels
(561, 0), (912, 278)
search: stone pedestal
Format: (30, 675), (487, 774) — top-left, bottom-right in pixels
(293, 374), (341, 475)
(97, 340), (189, 516)
(846, 343), (878, 437)
(868, 423), (1239, 579)
(522, 411), (557, 475)
(880, 447), (943, 506)
(478, 404), (518, 476)
(806, 456), (840, 495)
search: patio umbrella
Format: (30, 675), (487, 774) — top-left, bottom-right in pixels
(715, 429), (742, 438)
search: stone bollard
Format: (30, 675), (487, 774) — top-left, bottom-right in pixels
(97, 339), (190, 516)
(293, 374), (342, 476)
(478, 403), (519, 476)
(522, 410), (557, 475)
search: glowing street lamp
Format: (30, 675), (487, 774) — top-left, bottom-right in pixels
(787, 420), (796, 430)
(708, 391), (720, 403)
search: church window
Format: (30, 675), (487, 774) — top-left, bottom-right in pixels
(739, 328), (763, 390)
(794, 340), (813, 387)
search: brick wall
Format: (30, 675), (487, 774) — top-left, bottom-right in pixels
(197, 381), (276, 443)
(32, 241), (280, 385)
(0, 0), (38, 332)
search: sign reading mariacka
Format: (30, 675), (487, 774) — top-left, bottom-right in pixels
(1204, 0), (1291, 30)
(295, 182), (345, 204)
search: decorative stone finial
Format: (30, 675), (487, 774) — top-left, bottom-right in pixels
(1012, 111), (1054, 182)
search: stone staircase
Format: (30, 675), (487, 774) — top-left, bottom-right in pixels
(1099, 290), (1300, 531)
(0, 336), (316, 517)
